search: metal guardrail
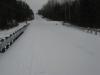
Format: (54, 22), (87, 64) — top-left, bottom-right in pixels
(0, 23), (30, 53)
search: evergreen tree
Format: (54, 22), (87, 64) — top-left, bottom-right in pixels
(38, 0), (100, 28)
(0, 0), (34, 29)
(15, 1), (34, 22)
(0, 0), (16, 29)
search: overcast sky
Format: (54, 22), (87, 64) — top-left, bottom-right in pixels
(23, 0), (48, 11)
(23, 0), (75, 11)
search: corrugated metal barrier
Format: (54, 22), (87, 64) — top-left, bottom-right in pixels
(0, 23), (29, 53)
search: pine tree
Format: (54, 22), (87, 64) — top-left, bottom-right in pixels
(0, 0), (17, 29)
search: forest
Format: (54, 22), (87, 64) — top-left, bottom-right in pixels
(0, 0), (34, 30)
(38, 0), (100, 28)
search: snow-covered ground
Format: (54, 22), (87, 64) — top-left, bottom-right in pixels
(0, 22), (27, 38)
(0, 13), (100, 75)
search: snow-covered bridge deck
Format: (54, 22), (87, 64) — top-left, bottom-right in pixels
(0, 15), (100, 75)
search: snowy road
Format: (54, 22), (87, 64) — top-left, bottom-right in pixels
(0, 14), (100, 75)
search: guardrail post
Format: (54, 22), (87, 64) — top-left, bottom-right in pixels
(0, 24), (29, 53)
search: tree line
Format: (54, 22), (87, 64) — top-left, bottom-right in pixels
(38, 0), (100, 28)
(0, 0), (34, 30)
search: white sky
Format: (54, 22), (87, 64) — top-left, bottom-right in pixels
(23, 0), (75, 11)
(23, 0), (48, 11)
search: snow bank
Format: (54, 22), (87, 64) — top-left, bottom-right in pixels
(0, 22), (27, 38)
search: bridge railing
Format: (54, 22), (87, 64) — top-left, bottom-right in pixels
(0, 23), (30, 53)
